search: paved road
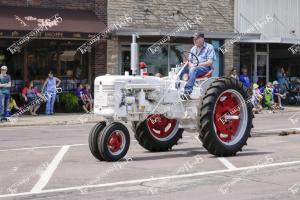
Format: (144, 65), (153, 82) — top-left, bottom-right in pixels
(0, 112), (300, 200)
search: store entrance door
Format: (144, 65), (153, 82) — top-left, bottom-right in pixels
(120, 45), (131, 75)
(254, 52), (269, 86)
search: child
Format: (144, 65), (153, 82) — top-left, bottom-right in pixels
(8, 97), (21, 115)
(251, 83), (263, 114)
(75, 83), (89, 113)
(83, 84), (93, 112)
(262, 82), (274, 112)
(182, 73), (189, 82)
(230, 67), (238, 79)
(239, 67), (251, 89)
(179, 73), (190, 100)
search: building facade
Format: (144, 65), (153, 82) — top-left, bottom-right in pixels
(106, 0), (247, 77)
(235, 0), (300, 86)
(2, 0), (296, 96)
(0, 0), (107, 94)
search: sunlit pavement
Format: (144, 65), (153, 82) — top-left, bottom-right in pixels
(0, 112), (300, 200)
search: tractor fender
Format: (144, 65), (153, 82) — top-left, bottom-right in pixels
(199, 77), (218, 97)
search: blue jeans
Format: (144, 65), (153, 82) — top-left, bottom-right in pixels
(45, 92), (56, 114)
(179, 66), (211, 93)
(0, 93), (10, 117)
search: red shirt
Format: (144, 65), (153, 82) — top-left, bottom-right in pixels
(22, 87), (38, 96)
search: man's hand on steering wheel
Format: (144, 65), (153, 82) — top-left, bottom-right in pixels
(188, 62), (198, 68)
(181, 51), (200, 68)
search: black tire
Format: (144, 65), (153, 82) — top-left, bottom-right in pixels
(286, 93), (297, 105)
(98, 122), (130, 162)
(131, 121), (139, 133)
(89, 121), (106, 161)
(198, 77), (253, 156)
(135, 119), (183, 152)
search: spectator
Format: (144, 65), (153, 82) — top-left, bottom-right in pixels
(230, 67), (238, 79)
(42, 71), (61, 115)
(251, 83), (263, 114)
(273, 80), (285, 110)
(36, 79), (45, 93)
(22, 81), (41, 116)
(0, 65), (11, 118)
(83, 84), (93, 112)
(239, 67), (251, 89)
(8, 97), (21, 115)
(155, 72), (162, 78)
(276, 67), (287, 93)
(262, 82), (274, 112)
(75, 83), (89, 113)
(182, 73), (189, 82)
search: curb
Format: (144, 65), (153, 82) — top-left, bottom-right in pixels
(0, 120), (100, 128)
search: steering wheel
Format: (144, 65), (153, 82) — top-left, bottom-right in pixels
(180, 51), (199, 67)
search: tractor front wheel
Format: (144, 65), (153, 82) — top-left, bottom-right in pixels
(89, 121), (107, 161)
(89, 122), (130, 162)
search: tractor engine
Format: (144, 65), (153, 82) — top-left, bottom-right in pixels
(94, 74), (186, 122)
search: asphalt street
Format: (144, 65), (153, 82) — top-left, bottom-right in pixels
(0, 111), (300, 200)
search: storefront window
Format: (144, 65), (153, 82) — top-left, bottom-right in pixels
(240, 43), (255, 81)
(269, 43), (300, 81)
(169, 44), (193, 69)
(0, 39), (90, 94)
(139, 45), (168, 76)
(169, 40), (222, 77)
(121, 39), (223, 77)
(26, 40), (89, 91)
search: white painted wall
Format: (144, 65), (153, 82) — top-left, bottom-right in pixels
(235, 0), (300, 40)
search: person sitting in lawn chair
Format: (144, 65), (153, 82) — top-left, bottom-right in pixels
(273, 81), (286, 110)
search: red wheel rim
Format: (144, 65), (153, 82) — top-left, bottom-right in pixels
(107, 131), (124, 154)
(146, 115), (178, 141)
(213, 91), (241, 143)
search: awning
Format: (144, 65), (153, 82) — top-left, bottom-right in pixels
(240, 37), (300, 44)
(115, 28), (261, 40)
(0, 6), (106, 39)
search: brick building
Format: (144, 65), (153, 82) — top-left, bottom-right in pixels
(0, 0), (107, 93)
(106, 0), (258, 77)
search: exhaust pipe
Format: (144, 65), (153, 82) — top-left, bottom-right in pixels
(130, 33), (139, 76)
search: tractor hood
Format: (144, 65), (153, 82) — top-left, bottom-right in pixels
(94, 74), (163, 86)
(94, 74), (165, 118)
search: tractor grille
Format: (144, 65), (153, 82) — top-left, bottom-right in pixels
(94, 84), (115, 109)
(101, 84), (115, 91)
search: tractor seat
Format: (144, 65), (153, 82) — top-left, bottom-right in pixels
(196, 67), (214, 79)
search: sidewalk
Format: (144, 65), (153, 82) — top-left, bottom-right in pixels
(1, 105), (300, 128)
(284, 105), (300, 112)
(0, 113), (101, 127)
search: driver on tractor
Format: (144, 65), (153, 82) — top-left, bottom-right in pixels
(179, 32), (216, 97)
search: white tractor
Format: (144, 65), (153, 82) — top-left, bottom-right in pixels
(89, 34), (253, 162)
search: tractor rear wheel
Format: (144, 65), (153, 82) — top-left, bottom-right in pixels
(198, 77), (253, 156)
(135, 115), (183, 151)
